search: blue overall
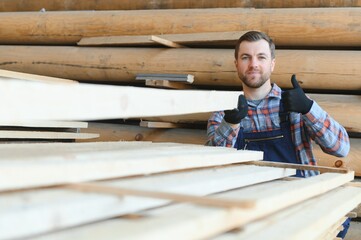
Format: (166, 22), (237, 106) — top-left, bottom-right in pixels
(234, 103), (303, 177)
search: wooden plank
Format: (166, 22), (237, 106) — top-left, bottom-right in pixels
(1, 0), (360, 11)
(1, 46), (361, 91)
(145, 80), (194, 89)
(31, 172), (354, 240)
(0, 130), (98, 140)
(218, 187), (361, 240)
(0, 164), (294, 239)
(78, 31), (246, 47)
(67, 183), (256, 208)
(0, 8), (360, 46)
(150, 35), (185, 48)
(244, 161), (349, 174)
(0, 79), (241, 121)
(0, 120), (87, 128)
(0, 141), (263, 191)
(139, 121), (185, 129)
(0, 69), (77, 84)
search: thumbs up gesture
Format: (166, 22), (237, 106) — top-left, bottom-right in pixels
(281, 75), (313, 114)
(224, 95), (248, 124)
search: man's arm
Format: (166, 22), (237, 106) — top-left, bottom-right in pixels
(303, 101), (350, 157)
(205, 111), (240, 147)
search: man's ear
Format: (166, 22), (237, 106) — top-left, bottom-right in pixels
(271, 58), (276, 72)
(234, 59), (238, 67)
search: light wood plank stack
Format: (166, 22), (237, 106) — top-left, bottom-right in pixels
(0, 141), (360, 240)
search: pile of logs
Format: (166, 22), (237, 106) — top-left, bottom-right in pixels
(0, 1), (359, 175)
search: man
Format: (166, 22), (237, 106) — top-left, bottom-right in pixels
(206, 31), (351, 174)
(206, 30), (351, 237)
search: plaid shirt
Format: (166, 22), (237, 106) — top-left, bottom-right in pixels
(206, 84), (350, 177)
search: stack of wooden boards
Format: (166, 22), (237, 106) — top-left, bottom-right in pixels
(0, 70), (99, 142)
(0, 3), (359, 169)
(0, 141), (360, 240)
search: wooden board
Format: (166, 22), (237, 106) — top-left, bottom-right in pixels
(218, 186), (361, 240)
(0, 120), (87, 128)
(0, 164), (294, 239)
(0, 8), (360, 46)
(1, 46), (360, 91)
(29, 172), (355, 240)
(0, 0), (360, 11)
(0, 79), (241, 121)
(0, 130), (98, 140)
(0, 69), (77, 84)
(78, 31), (247, 47)
(0, 141), (263, 191)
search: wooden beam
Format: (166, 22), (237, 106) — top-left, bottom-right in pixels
(150, 35), (185, 48)
(139, 121), (185, 129)
(0, 79), (241, 121)
(0, 164), (294, 239)
(1, 0), (361, 11)
(0, 69), (77, 84)
(222, 187), (361, 240)
(0, 141), (262, 191)
(244, 161), (349, 174)
(0, 8), (360, 46)
(145, 80), (194, 89)
(78, 31), (246, 47)
(0, 130), (98, 140)
(66, 182), (256, 208)
(0, 120), (87, 128)
(1, 46), (360, 91)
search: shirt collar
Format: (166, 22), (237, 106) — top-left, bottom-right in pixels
(267, 83), (282, 99)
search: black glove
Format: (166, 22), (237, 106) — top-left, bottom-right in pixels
(281, 74), (313, 114)
(224, 95), (248, 124)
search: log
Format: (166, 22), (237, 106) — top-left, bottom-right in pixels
(315, 138), (361, 177)
(0, 46), (360, 91)
(0, 8), (360, 46)
(79, 122), (207, 145)
(0, 0), (360, 11)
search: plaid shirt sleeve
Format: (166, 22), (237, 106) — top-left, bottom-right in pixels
(303, 101), (350, 157)
(205, 111), (239, 148)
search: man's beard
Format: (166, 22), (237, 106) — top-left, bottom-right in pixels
(239, 71), (270, 89)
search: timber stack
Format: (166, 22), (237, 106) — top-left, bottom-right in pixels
(0, 1), (360, 239)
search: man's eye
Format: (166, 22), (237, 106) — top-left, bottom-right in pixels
(241, 56), (249, 60)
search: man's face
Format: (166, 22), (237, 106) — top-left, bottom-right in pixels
(234, 39), (275, 89)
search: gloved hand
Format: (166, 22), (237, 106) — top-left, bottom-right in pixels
(224, 94), (248, 124)
(281, 74), (313, 114)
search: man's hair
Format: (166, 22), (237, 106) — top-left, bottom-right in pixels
(234, 31), (275, 60)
